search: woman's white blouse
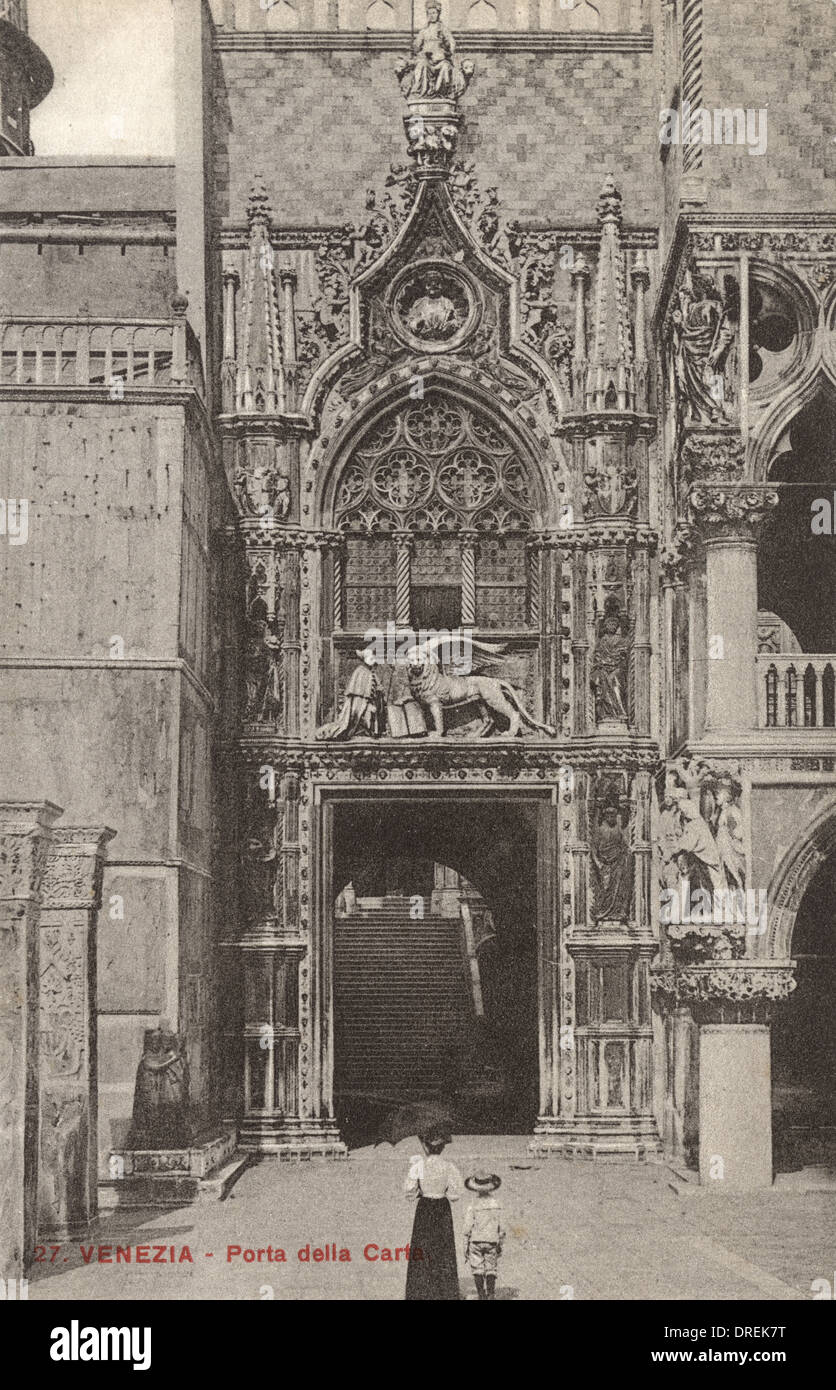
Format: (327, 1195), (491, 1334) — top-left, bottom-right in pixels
(404, 1154), (464, 1200)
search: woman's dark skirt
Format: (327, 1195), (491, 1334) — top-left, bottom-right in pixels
(405, 1196), (460, 1301)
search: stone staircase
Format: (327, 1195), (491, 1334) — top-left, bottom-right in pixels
(333, 901), (475, 1101)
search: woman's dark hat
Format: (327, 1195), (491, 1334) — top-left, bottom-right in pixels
(465, 1170), (501, 1192)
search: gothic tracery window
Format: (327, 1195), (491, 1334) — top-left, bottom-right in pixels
(335, 394), (536, 631)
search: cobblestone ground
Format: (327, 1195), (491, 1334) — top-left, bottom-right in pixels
(29, 1138), (836, 1302)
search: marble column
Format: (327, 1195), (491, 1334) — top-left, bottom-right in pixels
(37, 827), (114, 1237)
(0, 801), (61, 1278)
(687, 484), (778, 734)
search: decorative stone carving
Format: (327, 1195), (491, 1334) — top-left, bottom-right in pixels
(316, 651), (383, 741)
(670, 262), (739, 427)
(584, 439), (638, 516)
(680, 430), (746, 487)
(244, 557), (283, 725)
(128, 1024), (192, 1149)
(588, 783), (633, 922)
(658, 758), (746, 898)
(395, 4), (473, 102)
(687, 485), (779, 541)
(659, 525), (699, 585)
(394, 5), (474, 176)
(676, 963), (796, 1005)
(37, 825), (112, 1238)
(405, 637), (555, 739)
(234, 440), (290, 520)
(317, 642), (554, 741)
(335, 395), (534, 535)
(590, 594), (631, 724)
(390, 263), (476, 352)
(242, 781), (280, 930)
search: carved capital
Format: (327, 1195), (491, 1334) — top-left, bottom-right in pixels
(41, 828), (115, 913)
(687, 485), (779, 542)
(0, 801), (62, 903)
(652, 960), (797, 1022)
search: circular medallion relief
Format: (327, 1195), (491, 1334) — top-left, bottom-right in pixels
(388, 260), (480, 354)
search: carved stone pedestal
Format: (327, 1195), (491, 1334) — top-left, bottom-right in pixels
(101, 1127), (248, 1208)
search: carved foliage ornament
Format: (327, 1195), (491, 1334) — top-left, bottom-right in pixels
(687, 486), (779, 540)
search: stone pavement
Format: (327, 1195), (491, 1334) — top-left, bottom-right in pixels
(29, 1137), (835, 1301)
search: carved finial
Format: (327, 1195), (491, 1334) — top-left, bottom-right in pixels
(247, 175), (272, 226)
(597, 174), (623, 226)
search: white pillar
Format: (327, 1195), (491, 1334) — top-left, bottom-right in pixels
(704, 539), (758, 730)
(699, 1023), (772, 1190)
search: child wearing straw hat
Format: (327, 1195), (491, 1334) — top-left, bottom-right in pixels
(463, 1171), (505, 1300)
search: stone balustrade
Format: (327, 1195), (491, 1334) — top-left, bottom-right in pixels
(758, 653), (836, 729)
(0, 317), (205, 398)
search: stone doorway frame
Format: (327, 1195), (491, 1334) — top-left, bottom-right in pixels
(311, 784), (561, 1142)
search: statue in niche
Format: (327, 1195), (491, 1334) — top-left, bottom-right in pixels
(670, 266), (738, 426)
(244, 624), (283, 724)
(590, 595), (631, 724)
(128, 1024), (191, 1149)
(395, 3), (473, 101)
(590, 795), (633, 922)
(316, 650), (384, 741)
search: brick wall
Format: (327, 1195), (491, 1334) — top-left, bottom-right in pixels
(214, 46), (661, 226)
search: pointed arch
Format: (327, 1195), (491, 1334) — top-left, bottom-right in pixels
(314, 369), (562, 529)
(767, 799), (836, 960)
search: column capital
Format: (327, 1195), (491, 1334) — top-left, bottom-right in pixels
(0, 800), (62, 904)
(652, 959), (797, 1023)
(687, 484), (779, 544)
(41, 826), (115, 912)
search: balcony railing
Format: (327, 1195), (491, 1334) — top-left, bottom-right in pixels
(0, 318), (205, 399)
(757, 654), (836, 729)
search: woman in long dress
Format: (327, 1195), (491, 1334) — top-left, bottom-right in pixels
(404, 1127), (462, 1300)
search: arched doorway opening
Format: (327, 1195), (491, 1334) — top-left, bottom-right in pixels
(331, 797), (540, 1145)
(771, 848), (836, 1171)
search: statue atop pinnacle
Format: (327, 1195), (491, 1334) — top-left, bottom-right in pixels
(395, 2), (474, 103)
(394, 3), (474, 177)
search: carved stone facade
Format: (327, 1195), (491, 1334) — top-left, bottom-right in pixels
(3, 0), (835, 1204)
